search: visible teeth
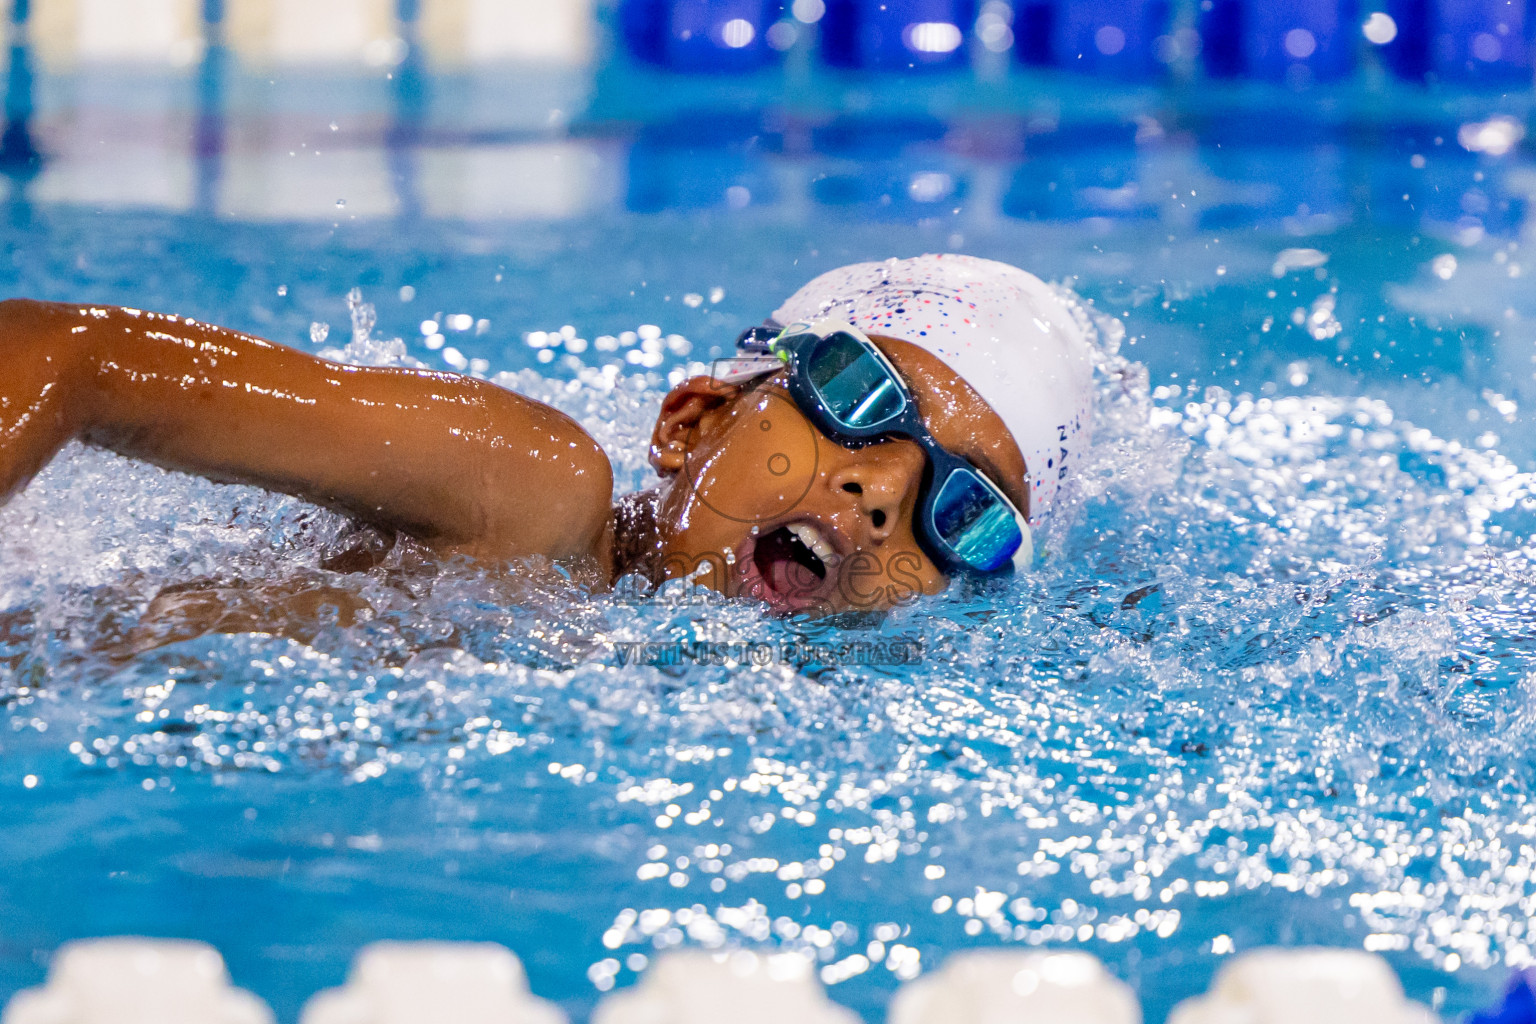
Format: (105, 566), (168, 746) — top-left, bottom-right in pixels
(787, 523), (840, 566)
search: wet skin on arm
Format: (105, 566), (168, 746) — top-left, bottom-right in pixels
(0, 298), (615, 578)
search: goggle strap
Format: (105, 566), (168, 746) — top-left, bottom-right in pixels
(711, 355), (785, 385)
(735, 325), (783, 353)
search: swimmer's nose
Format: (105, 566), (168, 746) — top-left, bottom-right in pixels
(829, 442), (925, 546)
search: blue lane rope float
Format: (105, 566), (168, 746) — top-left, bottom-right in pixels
(613, 0), (1536, 85)
(820, 0), (977, 71)
(1039, 0), (1173, 79)
(1377, 0), (1534, 83)
(621, 0), (787, 72)
(1428, 0), (1532, 84)
(1199, 0), (1359, 83)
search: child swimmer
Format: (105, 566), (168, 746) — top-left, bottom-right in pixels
(0, 254), (1096, 617)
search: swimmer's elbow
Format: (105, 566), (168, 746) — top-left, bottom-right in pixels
(481, 434), (612, 562)
(563, 439), (615, 552)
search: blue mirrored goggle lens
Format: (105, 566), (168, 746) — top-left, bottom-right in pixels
(930, 469), (1022, 572)
(804, 333), (907, 430)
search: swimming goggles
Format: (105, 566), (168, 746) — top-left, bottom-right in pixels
(716, 318), (1033, 574)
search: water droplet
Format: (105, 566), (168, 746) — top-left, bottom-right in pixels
(348, 288), (376, 345)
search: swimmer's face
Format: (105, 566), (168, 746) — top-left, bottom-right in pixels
(647, 336), (1029, 615)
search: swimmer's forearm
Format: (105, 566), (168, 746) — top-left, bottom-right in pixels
(0, 298), (614, 567)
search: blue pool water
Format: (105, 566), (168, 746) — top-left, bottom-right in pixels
(6, 64), (1536, 1022)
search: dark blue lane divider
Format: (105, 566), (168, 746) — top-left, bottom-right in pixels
(1, 0), (40, 180)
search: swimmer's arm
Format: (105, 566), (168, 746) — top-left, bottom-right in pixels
(0, 299), (615, 571)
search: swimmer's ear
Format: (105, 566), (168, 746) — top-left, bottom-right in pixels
(649, 375), (742, 475)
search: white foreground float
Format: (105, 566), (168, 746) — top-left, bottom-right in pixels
(0, 938), (273, 1024)
(591, 950), (860, 1024)
(300, 942), (566, 1024)
(1168, 948), (1440, 1024)
(889, 949), (1141, 1024)
(0, 939), (1463, 1024)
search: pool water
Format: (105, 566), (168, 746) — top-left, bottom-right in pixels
(4, 66), (1536, 1023)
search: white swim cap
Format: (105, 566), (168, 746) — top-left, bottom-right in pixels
(772, 254), (1096, 523)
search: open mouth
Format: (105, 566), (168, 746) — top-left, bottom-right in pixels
(741, 521), (843, 612)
